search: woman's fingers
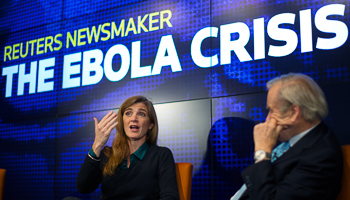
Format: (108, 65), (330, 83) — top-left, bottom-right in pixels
(95, 111), (118, 137)
(103, 115), (118, 134)
(98, 111), (114, 129)
(103, 112), (117, 132)
(94, 117), (98, 127)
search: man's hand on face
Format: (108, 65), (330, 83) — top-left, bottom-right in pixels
(271, 111), (294, 128)
(253, 115), (284, 153)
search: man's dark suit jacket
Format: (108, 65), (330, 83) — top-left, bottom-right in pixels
(240, 122), (343, 200)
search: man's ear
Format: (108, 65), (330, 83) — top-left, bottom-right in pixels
(289, 104), (300, 123)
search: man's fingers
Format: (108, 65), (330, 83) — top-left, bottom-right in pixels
(276, 120), (293, 127)
(270, 113), (293, 127)
(276, 125), (284, 134)
(268, 117), (277, 126)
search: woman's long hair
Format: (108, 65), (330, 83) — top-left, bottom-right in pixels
(102, 95), (158, 176)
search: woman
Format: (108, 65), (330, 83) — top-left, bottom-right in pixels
(76, 95), (179, 200)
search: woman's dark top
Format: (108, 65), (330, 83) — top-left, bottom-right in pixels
(76, 144), (179, 200)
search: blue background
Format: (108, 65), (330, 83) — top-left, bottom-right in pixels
(0, 0), (349, 199)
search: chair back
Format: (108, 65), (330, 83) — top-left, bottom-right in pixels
(337, 145), (350, 200)
(175, 163), (193, 200)
(0, 169), (6, 200)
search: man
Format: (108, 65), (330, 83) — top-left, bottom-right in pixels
(232, 73), (343, 200)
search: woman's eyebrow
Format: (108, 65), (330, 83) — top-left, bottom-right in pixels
(138, 108), (147, 112)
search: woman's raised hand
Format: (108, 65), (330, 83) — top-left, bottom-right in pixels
(92, 111), (118, 157)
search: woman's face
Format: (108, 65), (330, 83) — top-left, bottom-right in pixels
(123, 102), (154, 142)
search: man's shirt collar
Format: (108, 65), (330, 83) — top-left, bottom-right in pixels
(289, 122), (320, 147)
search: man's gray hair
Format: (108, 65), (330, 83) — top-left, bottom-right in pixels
(266, 73), (328, 122)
